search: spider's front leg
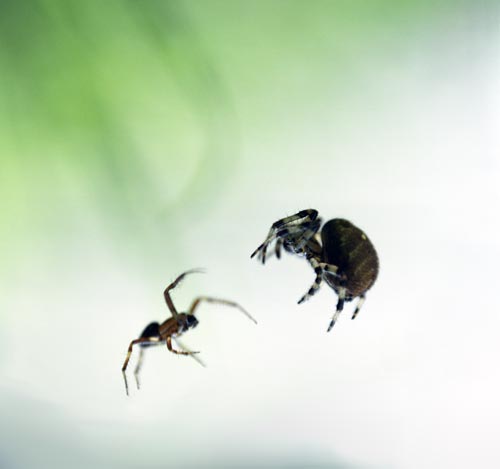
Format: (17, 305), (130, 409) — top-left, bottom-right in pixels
(188, 296), (257, 324)
(251, 209), (319, 263)
(164, 269), (205, 318)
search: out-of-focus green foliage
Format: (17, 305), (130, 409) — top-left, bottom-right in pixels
(0, 0), (235, 260)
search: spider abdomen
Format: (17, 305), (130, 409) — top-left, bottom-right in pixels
(321, 218), (379, 298)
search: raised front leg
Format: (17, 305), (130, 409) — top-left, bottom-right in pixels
(251, 209), (319, 263)
(163, 269), (205, 318)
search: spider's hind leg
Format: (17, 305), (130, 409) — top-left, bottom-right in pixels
(133, 321), (162, 388)
(351, 294), (366, 320)
(327, 287), (347, 332)
(134, 348), (145, 390)
(122, 333), (162, 396)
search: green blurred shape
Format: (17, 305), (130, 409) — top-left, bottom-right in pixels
(0, 0), (236, 262)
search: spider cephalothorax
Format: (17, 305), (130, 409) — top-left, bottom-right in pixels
(251, 209), (379, 331)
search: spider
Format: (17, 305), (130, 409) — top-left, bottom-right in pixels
(121, 269), (257, 395)
(251, 209), (379, 331)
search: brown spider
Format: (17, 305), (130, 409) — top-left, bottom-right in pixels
(251, 209), (379, 331)
(121, 269), (257, 395)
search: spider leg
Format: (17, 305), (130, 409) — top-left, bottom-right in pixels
(257, 220), (322, 263)
(275, 238), (283, 259)
(133, 348), (145, 390)
(166, 336), (200, 355)
(327, 287), (347, 332)
(252, 227), (292, 264)
(251, 209), (319, 263)
(271, 209), (318, 229)
(351, 294), (366, 320)
(297, 258), (340, 304)
(266, 219), (321, 261)
(122, 336), (161, 396)
(255, 238), (282, 262)
(173, 337), (206, 367)
(298, 264), (323, 304)
(294, 217), (322, 252)
(164, 269), (205, 318)
(188, 296), (257, 324)
(132, 322), (162, 390)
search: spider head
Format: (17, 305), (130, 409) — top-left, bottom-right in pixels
(184, 314), (199, 330)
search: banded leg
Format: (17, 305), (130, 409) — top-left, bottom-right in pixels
(256, 237), (282, 262)
(188, 296), (257, 324)
(275, 218), (322, 259)
(294, 217), (322, 252)
(351, 294), (366, 320)
(275, 238), (283, 259)
(164, 269), (205, 318)
(298, 264), (323, 304)
(251, 209), (318, 263)
(271, 209), (318, 229)
(258, 220), (321, 263)
(327, 287), (347, 332)
(298, 258), (340, 304)
(122, 336), (161, 395)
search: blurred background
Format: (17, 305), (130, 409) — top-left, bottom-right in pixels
(0, 1), (499, 468)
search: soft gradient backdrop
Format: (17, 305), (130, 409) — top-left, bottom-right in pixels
(1, 1), (499, 468)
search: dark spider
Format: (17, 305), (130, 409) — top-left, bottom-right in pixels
(121, 269), (257, 395)
(251, 209), (379, 331)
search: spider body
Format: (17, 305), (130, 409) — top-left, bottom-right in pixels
(121, 269), (256, 395)
(251, 209), (378, 331)
(321, 219), (378, 299)
(138, 314), (199, 348)
(157, 312), (199, 338)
